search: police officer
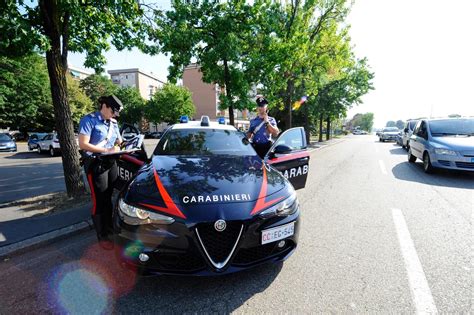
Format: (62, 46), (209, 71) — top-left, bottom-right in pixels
(78, 95), (123, 250)
(247, 96), (279, 158)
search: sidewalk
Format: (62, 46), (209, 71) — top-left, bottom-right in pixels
(0, 136), (346, 257)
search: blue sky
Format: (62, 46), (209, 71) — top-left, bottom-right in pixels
(68, 0), (474, 128)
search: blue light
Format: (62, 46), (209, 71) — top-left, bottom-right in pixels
(179, 115), (189, 123)
(217, 117), (226, 125)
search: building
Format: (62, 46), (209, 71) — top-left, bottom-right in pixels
(67, 65), (92, 80)
(182, 64), (252, 129)
(107, 68), (166, 100)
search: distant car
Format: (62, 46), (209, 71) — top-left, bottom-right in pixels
(360, 130), (368, 135)
(408, 118), (474, 173)
(145, 131), (162, 139)
(27, 133), (48, 151)
(379, 127), (399, 142)
(0, 133), (17, 152)
(352, 130), (362, 135)
(37, 133), (60, 156)
(401, 120), (419, 150)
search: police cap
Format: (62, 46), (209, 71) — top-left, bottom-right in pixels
(256, 96), (269, 107)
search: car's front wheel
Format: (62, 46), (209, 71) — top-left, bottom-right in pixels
(37, 146), (42, 154)
(408, 148), (417, 163)
(49, 147), (56, 157)
(423, 152), (435, 174)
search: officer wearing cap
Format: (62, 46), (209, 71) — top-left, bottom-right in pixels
(79, 95), (123, 249)
(247, 96), (279, 158)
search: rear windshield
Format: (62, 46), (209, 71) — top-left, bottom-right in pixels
(154, 129), (256, 156)
(0, 134), (12, 141)
(429, 119), (474, 136)
(383, 127), (399, 132)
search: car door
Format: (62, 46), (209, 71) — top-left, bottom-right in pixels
(265, 127), (310, 190)
(411, 121), (428, 158)
(115, 124), (148, 190)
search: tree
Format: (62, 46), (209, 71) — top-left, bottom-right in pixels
(67, 75), (94, 127)
(1, 1), (157, 196)
(386, 121), (396, 127)
(155, 0), (257, 126)
(146, 84), (195, 124)
(359, 113), (374, 131)
(395, 120), (405, 130)
(0, 54), (53, 131)
(115, 87), (146, 126)
(79, 74), (117, 105)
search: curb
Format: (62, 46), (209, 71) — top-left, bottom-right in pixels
(0, 219), (93, 259)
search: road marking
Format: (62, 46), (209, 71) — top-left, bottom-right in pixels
(392, 208), (438, 314)
(378, 160), (387, 175)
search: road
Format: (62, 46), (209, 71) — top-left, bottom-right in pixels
(0, 140), (159, 203)
(0, 135), (472, 313)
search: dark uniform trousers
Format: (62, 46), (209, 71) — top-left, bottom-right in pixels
(252, 141), (272, 159)
(86, 158), (118, 239)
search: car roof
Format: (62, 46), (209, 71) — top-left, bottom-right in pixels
(170, 120), (237, 131)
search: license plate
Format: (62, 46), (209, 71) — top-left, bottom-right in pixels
(261, 222), (295, 245)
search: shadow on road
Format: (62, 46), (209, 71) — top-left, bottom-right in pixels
(392, 162), (474, 189)
(4, 151), (58, 160)
(389, 147), (407, 155)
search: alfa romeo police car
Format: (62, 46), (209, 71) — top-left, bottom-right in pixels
(113, 116), (309, 275)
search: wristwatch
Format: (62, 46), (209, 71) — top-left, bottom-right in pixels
(264, 122), (269, 127)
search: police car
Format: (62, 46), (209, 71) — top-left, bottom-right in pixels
(113, 116), (310, 275)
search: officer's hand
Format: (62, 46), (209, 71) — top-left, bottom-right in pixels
(105, 147), (117, 153)
(262, 112), (269, 123)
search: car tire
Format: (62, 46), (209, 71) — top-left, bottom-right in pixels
(423, 152), (435, 174)
(408, 148), (416, 163)
(28, 144), (32, 151)
(379, 138), (382, 142)
(49, 147), (56, 157)
(37, 146), (42, 154)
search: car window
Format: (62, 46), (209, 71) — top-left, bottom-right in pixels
(383, 127), (399, 132)
(408, 120), (418, 130)
(273, 128), (305, 150)
(429, 119), (474, 136)
(154, 128), (256, 156)
(0, 134), (12, 141)
(416, 121), (427, 138)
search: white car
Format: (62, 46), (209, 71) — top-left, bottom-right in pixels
(37, 133), (61, 156)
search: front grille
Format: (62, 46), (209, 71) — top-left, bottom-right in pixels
(462, 151), (474, 157)
(196, 222), (243, 265)
(438, 160), (451, 166)
(152, 252), (206, 272)
(233, 241), (294, 265)
(455, 162), (474, 169)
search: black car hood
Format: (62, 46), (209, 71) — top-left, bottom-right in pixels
(124, 155), (290, 222)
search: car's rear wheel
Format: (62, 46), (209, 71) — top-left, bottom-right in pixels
(423, 152), (435, 174)
(408, 148), (416, 163)
(379, 138), (383, 142)
(37, 146), (42, 154)
(49, 146), (55, 157)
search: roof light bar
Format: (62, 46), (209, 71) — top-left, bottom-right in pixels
(200, 115), (210, 127)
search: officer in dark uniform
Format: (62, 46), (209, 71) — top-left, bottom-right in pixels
(78, 95), (123, 249)
(247, 96), (279, 159)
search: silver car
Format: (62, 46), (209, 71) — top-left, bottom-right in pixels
(401, 120), (418, 150)
(408, 118), (474, 173)
(379, 127), (399, 142)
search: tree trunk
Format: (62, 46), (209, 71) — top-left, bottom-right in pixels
(326, 116), (331, 140)
(223, 59), (235, 126)
(40, 0), (84, 197)
(318, 112), (323, 142)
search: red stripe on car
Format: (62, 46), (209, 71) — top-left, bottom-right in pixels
(250, 167), (284, 215)
(120, 154), (145, 166)
(267, 151), (309, 165)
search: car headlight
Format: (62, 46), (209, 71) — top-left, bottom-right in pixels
(434, 148), (457, 156)
(7, 142), (15, 147)
(259, 193), (299, 218)
(118, 198), (175, 225)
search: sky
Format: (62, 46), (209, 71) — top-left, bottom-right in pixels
(68, 0), (474, 128)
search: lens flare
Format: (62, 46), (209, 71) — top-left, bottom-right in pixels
(292, 96), (308, 111)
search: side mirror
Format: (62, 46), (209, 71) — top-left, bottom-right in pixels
(273, 144), (292, 154)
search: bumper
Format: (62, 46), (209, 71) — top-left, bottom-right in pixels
(113, 208), (300, 276)
(0, 146), (17, 152)
(432, 156), (474, 172)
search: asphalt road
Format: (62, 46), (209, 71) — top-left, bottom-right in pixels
(0, 135), (472, 313)
(0, 140), (159, 203)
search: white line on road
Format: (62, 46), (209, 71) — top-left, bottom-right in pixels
(378, 160), (388, 175)
(392, 208), (438, 314)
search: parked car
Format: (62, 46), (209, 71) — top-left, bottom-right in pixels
(408, 118), (474, 173)
(379, 127), (399, 142)
(352, 129), (362, 135)
(27, 133), (48, 151)
(37, 133), (61, 156)
(0, 133), (17, 152)
(396, 131), (403, 145)
(144, 131), (162, 139)
(360, 130), (368, 135)
(401, 120), (419, 150)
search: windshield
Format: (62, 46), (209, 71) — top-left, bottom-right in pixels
(0, 134), (12, 141)
(408, 121), (418, 130)
(383, 127), (399, 132)
(153, 128), (256, 156)
(429, 119), (474, 136)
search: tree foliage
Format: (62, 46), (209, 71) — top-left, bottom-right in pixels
(146, 84), (195, 124)
(348, 112), (374, 131)
(79, 74), (117, 105)
(395, 120), (405, 130)
(386, 121), (396, 127)
(67, 75), (94, 127)
(115, 87), (146, 125)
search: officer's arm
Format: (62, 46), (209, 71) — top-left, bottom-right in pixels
(79, 134), (113, 153)
(266, 120), (279, 137)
